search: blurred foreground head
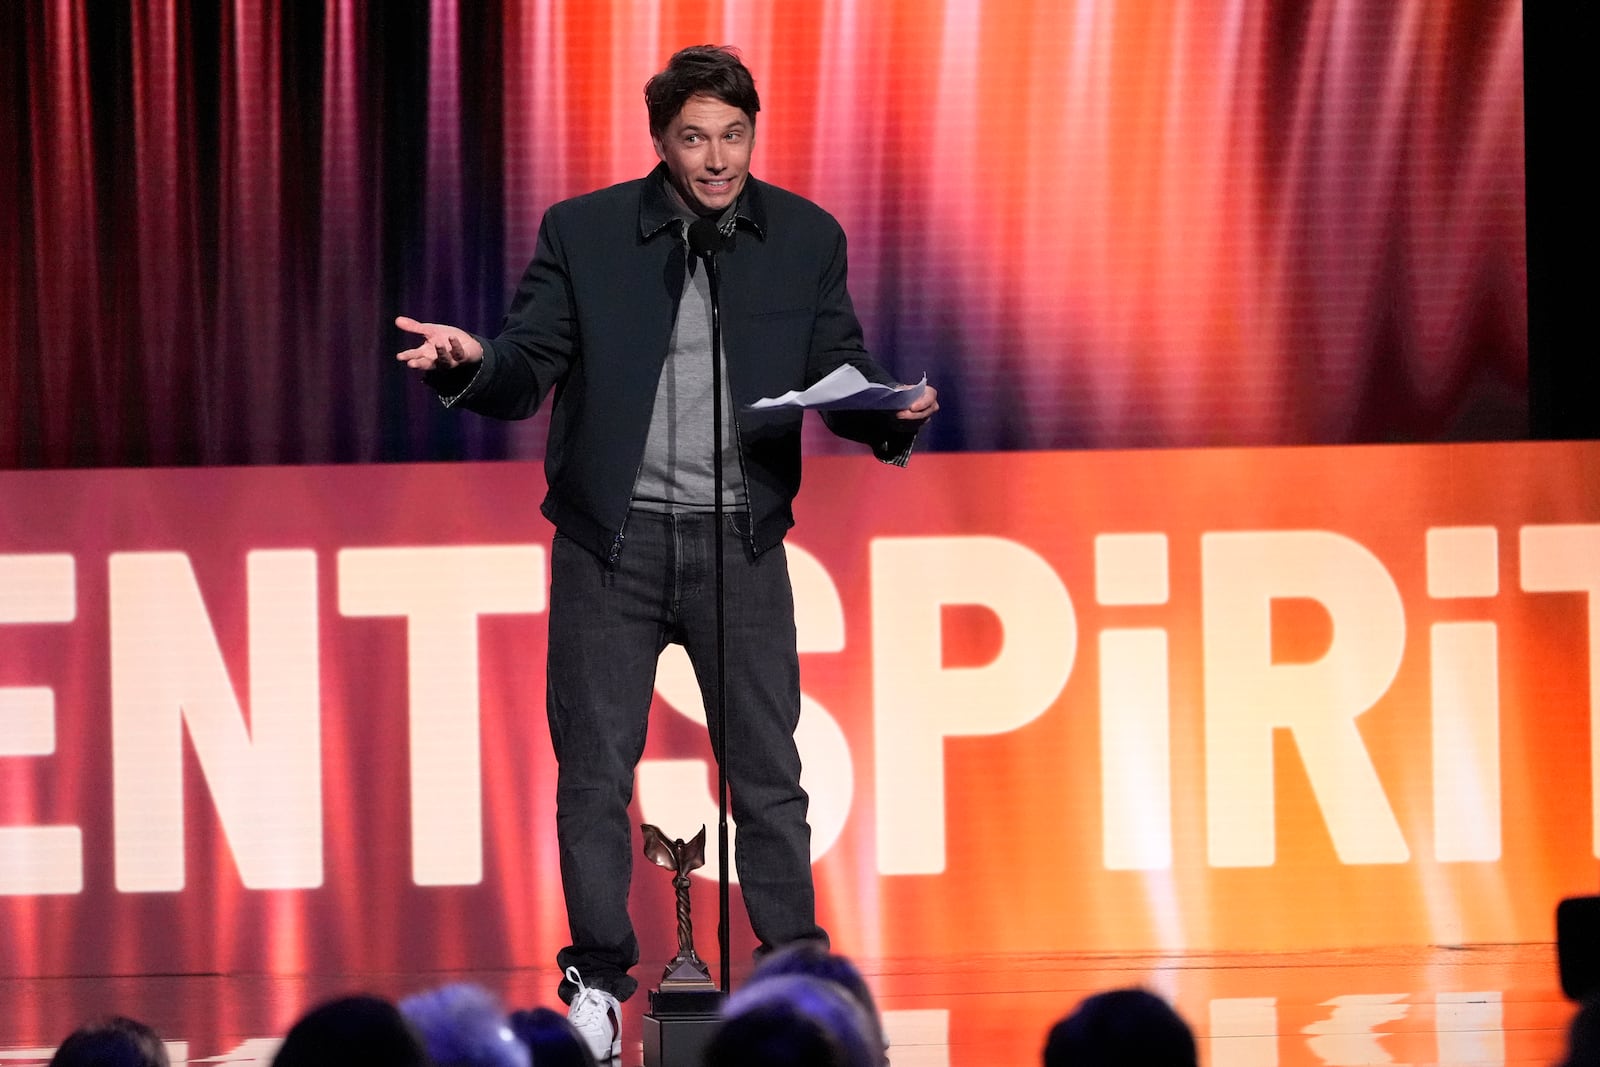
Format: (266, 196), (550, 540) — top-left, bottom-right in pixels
(703, 973), (882, 1067)
(1043, 988), (1197, 1067)
(750, 942), (887, 1060)
(272, 994), (430, 1067)
(508, 1005), (599, 1067)
(50, 1016), (170, 1067)
(400, 983), (528, 1067)
(1560, 994), (1600, 1067)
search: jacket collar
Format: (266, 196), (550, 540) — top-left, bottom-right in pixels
(639, 162), (768, 242)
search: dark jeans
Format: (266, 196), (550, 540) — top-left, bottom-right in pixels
(549, 510), (827, 1003)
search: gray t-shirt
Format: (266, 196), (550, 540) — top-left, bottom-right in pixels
(631, 197), (747, 513)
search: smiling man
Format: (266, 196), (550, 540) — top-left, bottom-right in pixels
(654, 93), (751, 214)
(395, 45), (937, 1062)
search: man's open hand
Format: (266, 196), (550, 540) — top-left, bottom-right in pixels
(395, 315), (484, 371)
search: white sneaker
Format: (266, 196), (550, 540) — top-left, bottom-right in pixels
(566, 966), (622, 1062)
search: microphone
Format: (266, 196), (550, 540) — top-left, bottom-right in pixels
(687, 216), (729, 260)
(686, 209), (735, 993)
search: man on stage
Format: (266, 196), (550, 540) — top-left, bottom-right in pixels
(396, 44), (937, 1061)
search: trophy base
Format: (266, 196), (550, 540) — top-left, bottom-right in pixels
(642, 987), (725, 1067)
(660, 953), (715, 988)
(642, 1010), (720, 1067)
(648, 986), (724, 1015)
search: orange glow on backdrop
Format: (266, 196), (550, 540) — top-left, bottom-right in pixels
(0, 442), (1594, 977)
(1, 0), (1525, 466)
(473, 0), (1528, 451)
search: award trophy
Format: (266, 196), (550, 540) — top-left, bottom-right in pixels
(640, 824), (725, 1067)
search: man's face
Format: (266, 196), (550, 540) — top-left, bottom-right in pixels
(653, 94), (754, 216)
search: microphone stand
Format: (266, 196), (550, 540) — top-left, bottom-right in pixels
(687, 218), (732, 993)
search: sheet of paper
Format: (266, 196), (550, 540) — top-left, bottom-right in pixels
(747, 364), (927, 411)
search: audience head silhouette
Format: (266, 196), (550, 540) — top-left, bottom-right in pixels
(508, 1005), (599, 1067)
(271, 994), (430, 1067)
(400, 983), (529, 1067)
(1043, 988), (1197, 1067)
(749, 942), (888, 1062)
(1561, 994), (1600, 1067)
(703, 973), (881, 1067)
(49, 1017), (170, 1067)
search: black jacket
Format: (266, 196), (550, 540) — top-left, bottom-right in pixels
(431, 164), (914, 563)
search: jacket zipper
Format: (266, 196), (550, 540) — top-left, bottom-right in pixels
(725, 366), (756, 558)
(711, 232), (757, 557)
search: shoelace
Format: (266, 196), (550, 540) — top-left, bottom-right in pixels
(565, 967), (614, 1030)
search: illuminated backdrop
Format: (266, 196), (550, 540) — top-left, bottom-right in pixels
(1, 0), (1527, 466)
(3, 0), (1568, 1020)
(2, 444), (1597, 980)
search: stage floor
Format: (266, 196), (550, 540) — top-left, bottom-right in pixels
(0, 943), (1574, 1065)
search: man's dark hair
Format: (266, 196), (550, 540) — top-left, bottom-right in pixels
(507, 1006), (597, 1067)
(272, 995), (431, 1067)
(1561, 994), (1600, 1067)
(49, 1016), (170, 1067)
(1042, 988), (1198, 1067)
(750, 942), (886, 1057)
(644, 45), (760, 136)
(703, 975), (880, 1067)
